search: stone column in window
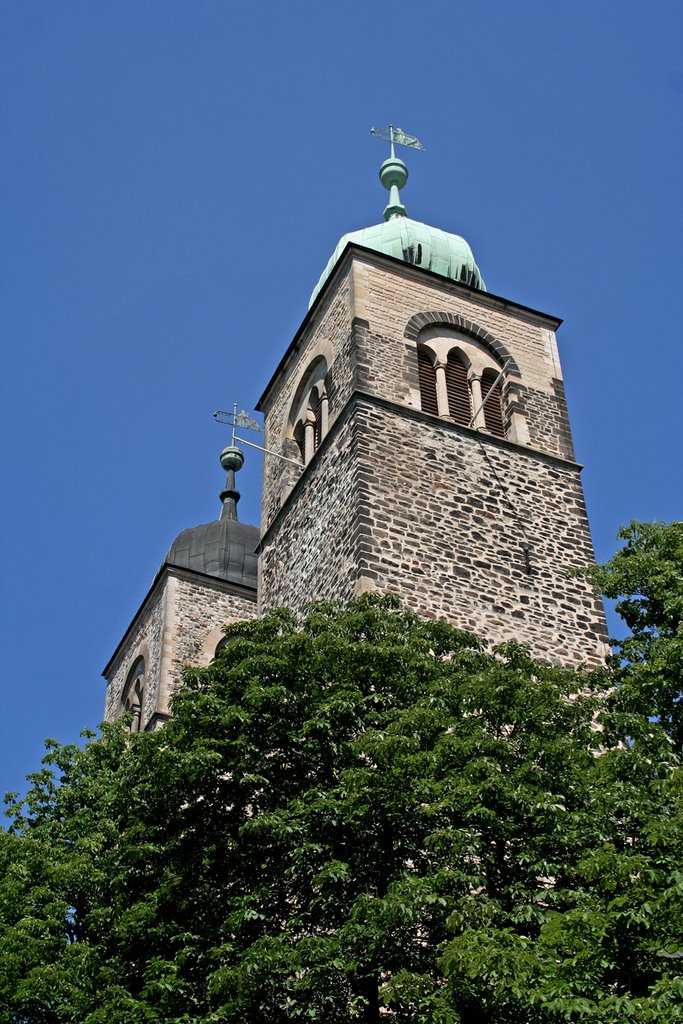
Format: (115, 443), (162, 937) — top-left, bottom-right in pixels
(304, 410), (316, 463)
(434, 361), (450, 419)
(469, 373), (486, 430)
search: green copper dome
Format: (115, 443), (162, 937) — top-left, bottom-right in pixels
(309, 217), (486, 307)
(309, 149), (485, 307)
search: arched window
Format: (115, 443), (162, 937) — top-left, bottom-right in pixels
(121, 656), (145, 733)
(289, 359), (330, 466)
(215, 635), (231, 657)
(417, 347), (438, 416)
(481, 368), (505, 437)
(412, 323), (524, 442)
(445, 351), (471, 425)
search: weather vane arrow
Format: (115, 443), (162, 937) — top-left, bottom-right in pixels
(213, 407), (261, 436)
(370, 124), (425, 158)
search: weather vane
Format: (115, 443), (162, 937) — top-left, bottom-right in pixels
(371, 125), (424, 220)
(370, 124), (425, 159)
(213, 405), (302, 468)
(214, 405), (261, 446)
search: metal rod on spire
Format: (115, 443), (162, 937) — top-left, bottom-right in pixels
(232, 434), (303, 468)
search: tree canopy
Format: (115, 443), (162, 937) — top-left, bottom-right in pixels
(581, 520), (683, 756)
(1, 522), (681, 1023)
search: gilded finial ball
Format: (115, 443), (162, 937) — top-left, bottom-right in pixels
(220, 446), (244, 473)
(379, 157), (408, 191)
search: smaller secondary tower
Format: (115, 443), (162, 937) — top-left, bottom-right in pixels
(102, 445), (258, 731)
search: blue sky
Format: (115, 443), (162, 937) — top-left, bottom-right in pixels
(1, 0), (682, 800)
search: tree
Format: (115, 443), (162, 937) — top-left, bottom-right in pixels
(1, 526), (681, 1023)
(581, 520), (683, 755)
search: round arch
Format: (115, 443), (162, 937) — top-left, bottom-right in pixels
(404, 311), (521, 377)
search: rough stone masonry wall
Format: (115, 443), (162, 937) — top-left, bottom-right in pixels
(167, 572), (257, 687)
(260, 396), (607, 667)
(353, 398), (607, 667)
(259, 408), (364, 614)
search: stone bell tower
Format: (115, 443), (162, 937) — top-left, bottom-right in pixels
(101, 128), (608, 728)
(256, 129), (608, 667)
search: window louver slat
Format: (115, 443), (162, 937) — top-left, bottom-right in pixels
(418, 350), (439, 416)
(481, 371), (506, 437)
(313, 401), (322, 451)
(445, 354), (471, 425)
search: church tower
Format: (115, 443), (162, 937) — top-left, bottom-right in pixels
(256, 130), (607, 667)
(102, 448), (258, 731)
(102, 128), (607, 730)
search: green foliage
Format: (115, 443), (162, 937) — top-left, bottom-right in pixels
(581, 520), (683, 754)
(1, 524), (681, 1022)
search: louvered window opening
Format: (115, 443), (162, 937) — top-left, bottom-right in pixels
(418, 350), (439, 416)
(312, 395), (323, 451)
(481, 371), (505, 437)
(445, 354), (471, 425)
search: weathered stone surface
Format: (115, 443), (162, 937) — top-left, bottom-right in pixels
(105, 244), (608, 732)
(258, 249), (607, 667)
(259, 407), (363, 613)
(260, 396), (607, 666)
(103, 567), (257, 730)
(169, 573), (257, 685)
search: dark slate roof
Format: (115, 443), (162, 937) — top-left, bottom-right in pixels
(165, 517), (259, 590)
